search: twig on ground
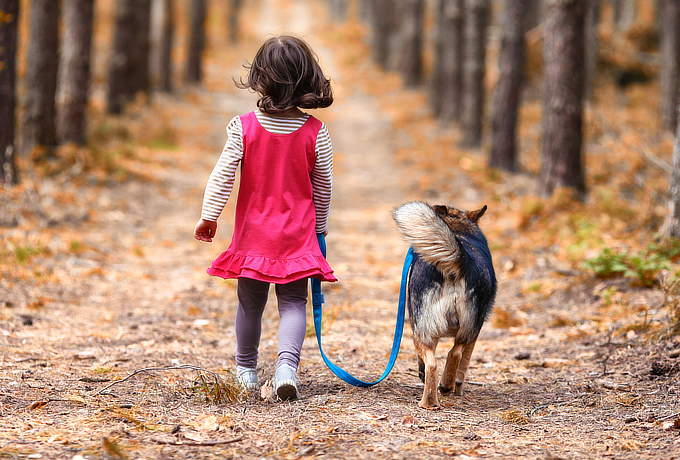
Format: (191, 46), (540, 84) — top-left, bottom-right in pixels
(94, 364), (241, 403)
(529, 395), (586, 418)
(150, 436), (243, 446)
(0, 440), (39, 449)
(657, 411), (680, 422)
(96, 364), (226, 395)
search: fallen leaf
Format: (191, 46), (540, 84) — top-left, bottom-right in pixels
(65, 395), (87, 405)
(194, 414), (220, 432)
(47, 435), (69, 444)
(401, 415), (418, 427)
(28, 401), (49, 411)
(367, 444), (390, 452)
(101, 437), (128, 459)
(260, 380), (275, 401)
(662, 419), (680, 431)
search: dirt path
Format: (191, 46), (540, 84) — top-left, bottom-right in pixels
(2, 0), (680, 459)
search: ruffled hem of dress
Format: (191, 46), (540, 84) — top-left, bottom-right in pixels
(207, 251), (338, 283)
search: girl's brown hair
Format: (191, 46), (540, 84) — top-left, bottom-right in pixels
(237, 36), (333, 114)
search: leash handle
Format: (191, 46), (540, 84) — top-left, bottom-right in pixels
(312, 233), (412, 387)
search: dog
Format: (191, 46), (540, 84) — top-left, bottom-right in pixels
(392, 201), (496, 408)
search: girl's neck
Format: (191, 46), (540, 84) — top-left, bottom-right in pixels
(260, 107), (305, 118)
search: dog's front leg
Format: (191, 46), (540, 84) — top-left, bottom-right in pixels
(414, 335), (439, 409)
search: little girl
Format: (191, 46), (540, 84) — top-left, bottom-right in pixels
(194, 35), (337, 400)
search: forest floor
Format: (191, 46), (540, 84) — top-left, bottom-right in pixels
(2, 0), (680, 459)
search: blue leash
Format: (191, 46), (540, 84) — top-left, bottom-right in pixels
(311, 233), (413, 387)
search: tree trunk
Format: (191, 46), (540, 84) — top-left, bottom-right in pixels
(370, 0), (397, 69)
(461, 0), (490, 148)
(58, 0), (95, 146)
(584, 0), (600, 100)
(431, 0), (464, 122)
(20, 0), (60, 157)
(107, 0), (137, 114)
(660, 0), (680, 133)
(0, 0), (19, 185)
(525, 0), (543, 30)
(185, 0), (207, 84)
(611, 0), (636, 32)
(538, 0), (586, 197)
(399, 0), (423, 87)
(107, 0), (151, 114)
(228, 0), (241, 43)
(663, 98), (680, 237)
(158, 0), (174, 92)
(489, 0), (528, 172)
(358, 0), (371, 22)
(132, 0), (152, 95)
(329, 0), (347, 20)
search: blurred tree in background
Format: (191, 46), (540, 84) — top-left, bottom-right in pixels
(20, 0), (60, 158)
(660, 0), (680, 133)
(0, 0), (18, 186)
(57, 0), (95, 146)
(107, 0), (152, 114)
(461, 0), (490, 148)
(489, 0), (528, 172)
(156, 0), (175, 93)
(431, 0), (464, 123)
(663, 100), (680, 237)
(398, 0), (424, 87)
(228, 0), (242, 44)
(185, 0), (206, 84)
(538, 0), (586, 198)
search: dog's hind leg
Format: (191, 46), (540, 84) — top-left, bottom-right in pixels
(440, 340), (477, 396)
(454, 341), (476, 396)
(413, 335), (439, 409)
(417, 354), (425, 383)
(439, 341), (464, 395)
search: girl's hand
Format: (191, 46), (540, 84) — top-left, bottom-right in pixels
(194, 219), (217, 242)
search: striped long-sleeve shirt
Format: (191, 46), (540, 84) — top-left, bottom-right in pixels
(200, 111), (334, 233)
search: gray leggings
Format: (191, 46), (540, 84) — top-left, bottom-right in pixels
(235, 277), (308, 370)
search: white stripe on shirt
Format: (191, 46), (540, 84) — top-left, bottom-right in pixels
(200, 111), (333, 233)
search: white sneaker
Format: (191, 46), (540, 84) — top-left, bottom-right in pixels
(236, 366), (258, 391)
(272, 364), (299, 400)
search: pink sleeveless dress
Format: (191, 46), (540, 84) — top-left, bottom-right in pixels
(207, 111), (337, 284)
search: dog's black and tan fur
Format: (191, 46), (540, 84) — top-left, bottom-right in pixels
(393, 201), (497, 408)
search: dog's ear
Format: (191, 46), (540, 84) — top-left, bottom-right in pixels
(432, 205), (449, 216)
(467, 205), (487, 223)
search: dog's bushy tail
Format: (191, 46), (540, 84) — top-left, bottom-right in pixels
(392, 201), (462, 277)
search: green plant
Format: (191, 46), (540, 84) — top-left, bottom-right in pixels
(13, 243), (44, 265)
(69, 240), (87, 254)
(647, 235), (680, 261)
(626, 252), (670, 287)
(601, 286), (618, 306)
(583, 248), (629, 279)
(583, 241), (676, 287)
(145, 123), (178, 150)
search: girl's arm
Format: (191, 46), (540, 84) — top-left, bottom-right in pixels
(311, 124), (333, 235)
(200, 116), (244, 222)
(194, 116), (243, 242)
